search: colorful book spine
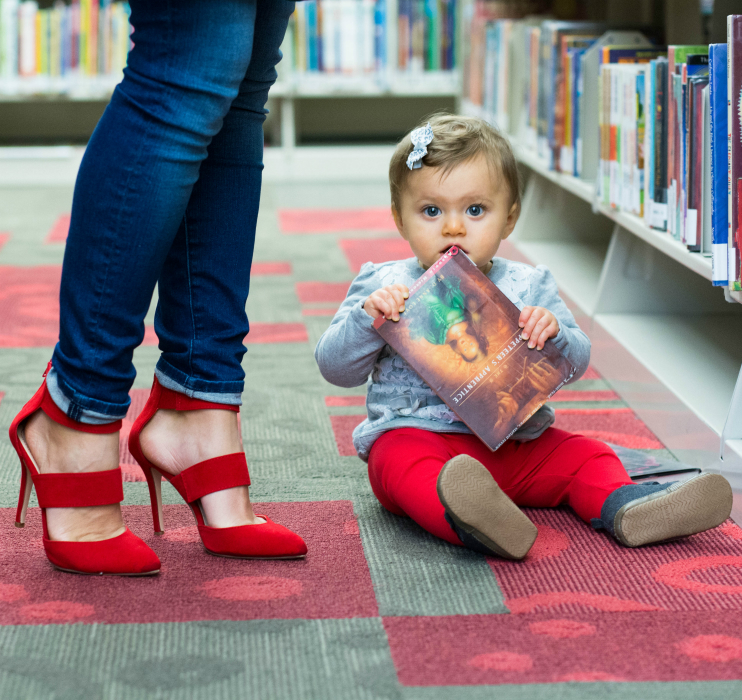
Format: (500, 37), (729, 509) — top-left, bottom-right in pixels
(729, 16), (742, 291)
(710, 43), (728, 286)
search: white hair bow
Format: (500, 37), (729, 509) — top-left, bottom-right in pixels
(406, 123), (434, 170)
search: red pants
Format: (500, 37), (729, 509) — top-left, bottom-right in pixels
(367, 427), (633, 547)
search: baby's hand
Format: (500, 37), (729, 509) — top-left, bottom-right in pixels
(518, 306), (559, 350)
(364, 284), (409, 322)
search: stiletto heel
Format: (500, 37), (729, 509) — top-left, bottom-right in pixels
(16, 461), (32, 528)
(142, 465), (164, 535)
(129, 377), (307, 559)
(9, 363), (161, 575)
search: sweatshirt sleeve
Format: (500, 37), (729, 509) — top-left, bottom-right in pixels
(314, 263), (388, 388)
(526, 265), (591, 383)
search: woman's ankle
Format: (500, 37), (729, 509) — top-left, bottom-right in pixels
(24, 410), (120, 475)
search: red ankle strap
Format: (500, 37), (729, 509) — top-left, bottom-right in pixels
(41, 384), (122, 434)
(154, 378), (240, 413)
(169, 453), (250, 503)
(33, 468), (124, 508)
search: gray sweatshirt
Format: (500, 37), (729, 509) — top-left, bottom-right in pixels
(315, 256), (591, 461)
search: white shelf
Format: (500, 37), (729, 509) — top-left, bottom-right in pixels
(0, 75), (122, 101)
(515, 241), (608, 314)
(273, 71), (459, 98)
(511, 139), (714, 281)
(594, 313), (742, 435)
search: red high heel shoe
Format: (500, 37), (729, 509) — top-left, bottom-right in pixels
(9, 365), (161, 575)
(128, 378), (307, 559)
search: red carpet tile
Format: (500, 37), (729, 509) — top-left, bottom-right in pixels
(383, 611), (742, 685)
(490, 508), (742, 614)
(245, 323), (308, 344)
(279, 207), (396, 234)
(330, 415), (365, 456)
(325, 396), (366, 407)
(581, 366), (602, 380)
(45, 214), (71, 243)
(295, 281), (351, 303)
(301, 307), (340, 316)
(0, 266), (61, 346)
(0, 502), (376, 625)
(553, 408), (663, 449)
(339, 238), (414, 273)
(251, 261), (292, 276)
(0, 232), (10, 251)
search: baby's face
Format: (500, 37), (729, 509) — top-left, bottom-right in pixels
(393, 154), (519, 269)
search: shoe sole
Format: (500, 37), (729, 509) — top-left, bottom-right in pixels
(437, 455), (537, 560)
(204, 548), (306, 560)
(615, 473), (733, 547)
(52, 567), (160, 576)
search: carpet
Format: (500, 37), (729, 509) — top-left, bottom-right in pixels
(0, 195), (739, 699)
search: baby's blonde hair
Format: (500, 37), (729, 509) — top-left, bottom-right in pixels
(389, 113), (521, 215)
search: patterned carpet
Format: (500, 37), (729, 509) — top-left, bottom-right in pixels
(0, 180), (741, 699)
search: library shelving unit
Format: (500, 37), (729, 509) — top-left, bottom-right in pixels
(461, 97), (742, 498)
(1, 0), (460, 148)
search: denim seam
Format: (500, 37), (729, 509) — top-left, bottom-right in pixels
(183, 213), (197, 387)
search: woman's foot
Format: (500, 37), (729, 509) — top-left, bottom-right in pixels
(137, 408), (265, 528)
(23, 410), (125, 542)
(437, 455), (537, 560)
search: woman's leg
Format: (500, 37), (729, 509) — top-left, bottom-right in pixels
(49, 0), (260, 421)
(137, 0), (295, 528)
(27, 0), (263, 541)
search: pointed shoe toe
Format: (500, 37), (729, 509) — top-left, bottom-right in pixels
(44, 529), (161, 576)
(199, 516), (308, 559)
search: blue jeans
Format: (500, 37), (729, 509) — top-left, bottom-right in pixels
(48, 0), (295, 423)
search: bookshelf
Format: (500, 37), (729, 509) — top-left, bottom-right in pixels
(0, 0), (460, 147)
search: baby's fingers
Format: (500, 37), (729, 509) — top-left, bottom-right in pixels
(386, 286), (407, 314)
(378, 289), (403, 321)
(521, 307), (544, 341)
(518, 306), (534, 329)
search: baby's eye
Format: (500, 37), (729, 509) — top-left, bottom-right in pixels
(423, 206), (441, 217)
(467, 205), (484, 217)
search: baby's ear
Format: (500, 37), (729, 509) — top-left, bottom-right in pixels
(392, 205), (407, 239)
(502, 201), (520, 239)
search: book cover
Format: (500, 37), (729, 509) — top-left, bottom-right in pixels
(667, 46), (708, 240)
(653, 58), (668, 229)
(686, 75), (708, 251)
(710, 43), (729, 284)
(729, 16), (742, 290)
(372, 247), (576, 452)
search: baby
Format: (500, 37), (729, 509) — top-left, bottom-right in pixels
(315, 114), (732, 559)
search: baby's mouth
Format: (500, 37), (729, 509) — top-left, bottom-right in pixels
(441, 245), (467, 255)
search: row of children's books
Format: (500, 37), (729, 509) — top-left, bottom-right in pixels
(0, 0), (130, 79)
(465, 6), (742, 293)
(285, 0), (456, 75)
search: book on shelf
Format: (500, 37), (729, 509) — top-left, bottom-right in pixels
(729, 15), (742, 292)
(710, 43), (729, 285)
(577, 32), (652, 183)
(373, 246), (576, 452)
(284, 0), (455, 77)
(0, 0), (131, 85)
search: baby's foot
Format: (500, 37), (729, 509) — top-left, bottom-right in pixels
(594, 474), (733, 547)
(137, 408), (265, 528)
(437, 455), (537, 559)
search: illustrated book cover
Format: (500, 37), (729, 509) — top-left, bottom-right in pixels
(373, 247), (577, 451)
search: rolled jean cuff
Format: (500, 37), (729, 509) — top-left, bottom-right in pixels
(46, 367), (128, 424)
(155, 359), (243, 406)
